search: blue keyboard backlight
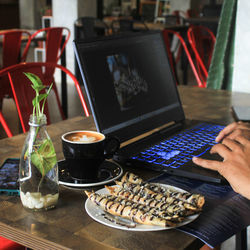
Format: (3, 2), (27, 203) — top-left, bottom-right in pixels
(132, 123), (224, 169)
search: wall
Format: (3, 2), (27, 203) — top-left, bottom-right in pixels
(52, 0), (97, 76)
(19, 0), (47, 29)
(170, 0), (191, 14)
(232, 0), (250, 93)
(52, 0), (77, 73)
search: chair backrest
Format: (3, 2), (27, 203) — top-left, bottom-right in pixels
(187, 25), (216, 83)
(0, 62), (90, 134)
(25, 27), (71, 89)
(162, 29), (205, 88)
(26, 27), (70, 64)
(0, 29), (31, 69)
(0, 30), (32, 103)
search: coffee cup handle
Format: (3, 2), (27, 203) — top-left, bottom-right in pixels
(104, 136), (120, 159)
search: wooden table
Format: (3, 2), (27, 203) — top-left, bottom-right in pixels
(0, 86), (249, 250)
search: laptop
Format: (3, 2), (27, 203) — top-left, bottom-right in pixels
(73, 31), (225, 183)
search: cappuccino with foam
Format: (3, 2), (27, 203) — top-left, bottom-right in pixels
(64, 131), (104, 143)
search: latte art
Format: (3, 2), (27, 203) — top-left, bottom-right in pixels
(71, 135), (96, 143)
(64, 131), (104, 143)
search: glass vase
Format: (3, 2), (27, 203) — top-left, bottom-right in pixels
(19, 114), (59, 211)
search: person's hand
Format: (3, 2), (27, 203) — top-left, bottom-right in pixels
(193, 135), (250, 199)
(216, 121), (250, 142)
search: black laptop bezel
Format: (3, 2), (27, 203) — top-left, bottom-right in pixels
(73, 31), (185, 143)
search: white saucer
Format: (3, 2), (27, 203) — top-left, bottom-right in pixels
(58, 159), (123, 188)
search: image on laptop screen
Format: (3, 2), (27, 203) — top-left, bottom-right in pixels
(107, 53), (149, 111)
(74, 31), (185, 142)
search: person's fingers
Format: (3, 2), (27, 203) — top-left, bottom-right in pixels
(233, 135), (250, 147)
(210, 143), (231, 158)
(226, 129), (242, 140)
(238, 121), (250, 128)
(216, 122), (238, 142)
(220, 138), (243, 152)
(192, 157), (223, 171)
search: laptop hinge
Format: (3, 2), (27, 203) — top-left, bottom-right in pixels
(120, 121), (184, 149)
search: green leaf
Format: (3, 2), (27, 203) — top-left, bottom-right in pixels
(30, 139), (57, 176)
(24, 72), (44, 88)
(24, 72), (52, 119)
(31, 84), (46, 93)
(32, 97), (38, 107)
(46, 83), (53, 96)
(32, 93), (49, 106)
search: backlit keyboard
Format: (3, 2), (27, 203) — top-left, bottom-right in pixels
(131, 123), (224, 169)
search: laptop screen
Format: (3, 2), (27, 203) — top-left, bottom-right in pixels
(74, 31), (185, 142)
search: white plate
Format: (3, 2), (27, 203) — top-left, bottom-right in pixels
(85, 184), (200, 231)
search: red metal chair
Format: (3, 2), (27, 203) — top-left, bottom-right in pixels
(162, 29), (206, 88)
(25, 27), (71, 120)
(0, 111), (12, 137)
(0, 62), (90, 134)
(187, 25), (216, 85)
(0, 236), (25, 250)
(0, 29), (31, 69)
(0, 29), (31, 137)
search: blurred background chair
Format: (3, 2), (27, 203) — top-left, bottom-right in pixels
(0, 29), (31, 137)
(201, 4), (222, 17)
(74, 16), (109, 40)
(111, 18), (148, 34)
(187, 25), (216, 85)
(0, 62), (89, 134)
(74, 17), (110, 83)
(33, 16), (53, 62)
(25, 27), (70, 120)
(164, 14), (185, 25)
(0, 29), (31, 69)
(162, 29), (205, 88)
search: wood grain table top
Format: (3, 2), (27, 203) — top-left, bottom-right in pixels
(0, 86), (249, 250)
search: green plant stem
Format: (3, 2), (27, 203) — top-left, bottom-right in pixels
(38, 175), (44, 193)
(23, 72), (56, 193)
